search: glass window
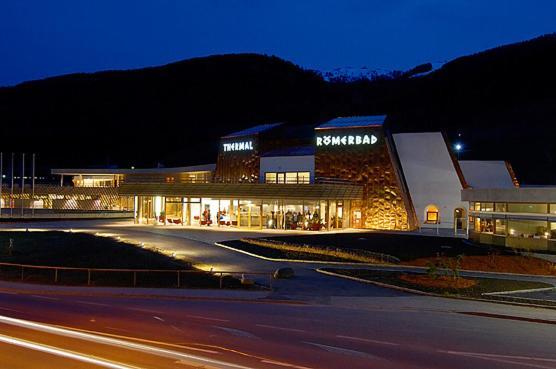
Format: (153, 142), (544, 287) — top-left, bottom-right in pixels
(286, 173), (298, 184)
(479, 218), (494, 233)
(298, 172), (310, 184)
(265, 172), (277, 184)
(480, 202), (494, 212)
(550, 222), (556, 240)
(550, 204), (556, 215)
(494, 219), (506, 235)
(508, 220), (548, 239)
(474, 202), (481, 211)
(276, 173), (285, 184)
(495, 203), (507, 212)
(507, 203), (547, 214)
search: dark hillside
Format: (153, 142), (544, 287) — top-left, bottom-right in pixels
(1, 34), (556, 184)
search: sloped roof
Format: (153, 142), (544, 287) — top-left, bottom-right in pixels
(222, 122), (283, 138)
(316, 115), (386, 129)
(51, 164), (215, 176)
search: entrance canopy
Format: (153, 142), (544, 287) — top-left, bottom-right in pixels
(119, 183), (363, 200)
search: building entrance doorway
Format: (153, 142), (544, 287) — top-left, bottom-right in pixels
(454, 207), (466, 230)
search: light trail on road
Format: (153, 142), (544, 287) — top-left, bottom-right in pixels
(0, 314), (256, 369)
(0, 333), (142, 369)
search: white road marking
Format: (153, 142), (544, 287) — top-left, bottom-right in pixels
(260, 359), (314, 369)
(214, 326), (259, 339)
(30, 295), (59, 301)
(438, 350), (556, 363)
(336, 335), (399, 346)
(105, 326), (132, 333)
(187, 314), (230, 322)
(303, 341), (374, 358)
(255, 324), (306, 333)
(0, 333), (142, 369)
(0, 314), (253, 369)
(0, 306), (25, 314)
(153, 316), (165, 322)
(76, 300), (110, 307)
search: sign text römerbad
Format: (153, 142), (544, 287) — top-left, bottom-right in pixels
(316, 134), (378, 147)
(223, 140), (254, 152)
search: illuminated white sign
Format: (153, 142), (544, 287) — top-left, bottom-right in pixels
(223, 141), (254, 152)
(316, 134), (378, 147)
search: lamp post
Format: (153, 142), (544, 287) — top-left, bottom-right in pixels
(454, 143), (463, 160)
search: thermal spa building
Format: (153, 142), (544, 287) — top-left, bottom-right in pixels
(48, 115), (518, 233)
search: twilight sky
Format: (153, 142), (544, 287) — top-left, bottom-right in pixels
(1, 0), (555, 86)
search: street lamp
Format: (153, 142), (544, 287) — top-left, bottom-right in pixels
(454, 143), (463, 160)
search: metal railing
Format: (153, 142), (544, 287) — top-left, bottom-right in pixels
(0, 261), (273, 289)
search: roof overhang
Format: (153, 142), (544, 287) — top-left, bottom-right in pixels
(119, 183), (363, 200)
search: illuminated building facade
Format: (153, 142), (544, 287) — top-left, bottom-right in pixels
(2, 115), (520, 233)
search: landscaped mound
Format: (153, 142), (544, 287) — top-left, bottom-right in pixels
(399, 274), (477, 289)
(406, 255), (556, 276)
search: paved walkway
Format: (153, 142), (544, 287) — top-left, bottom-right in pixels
(2, 219), (556, 305)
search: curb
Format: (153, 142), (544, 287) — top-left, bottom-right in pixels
(216, 242), (556, 280)
(213, 242), (383, 266)
(483, 286), (556, 296)
(0, 282), (304, 305)
(315, 268), (435, 296)
(315, 268), (556, 310)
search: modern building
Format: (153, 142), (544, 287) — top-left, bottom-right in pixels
(463, 187), (556, 251)
(2, 115), (524, 235)
(112, 115), (514, 232)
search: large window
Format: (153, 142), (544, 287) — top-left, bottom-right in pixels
(508, 220), (548, 239)
(494, 219), (507, 235)
(507, 203), (547, 214)
(265, 172), (311, 184)
(495, 203), (507, 212)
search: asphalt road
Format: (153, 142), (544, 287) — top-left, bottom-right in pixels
(1, 291), (556, 369)
(0, 220), (556, 368)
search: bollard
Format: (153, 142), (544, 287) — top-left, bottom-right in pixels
(87, 269), (91, 286)
(54, 268), (58, 283)
(177, 271), (181, 288)
(133, 271), (137, 287)
(219, 272), (223, 289)
(21, 266), (24, 281)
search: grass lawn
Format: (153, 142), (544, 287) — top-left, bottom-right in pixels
(0, 231), (187, 269)
(0, 231), (246, 289)
(221, 239), (365, 262)
(324, 268), (554, 303)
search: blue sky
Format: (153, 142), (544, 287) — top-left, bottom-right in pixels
(1, 0), (555, 86)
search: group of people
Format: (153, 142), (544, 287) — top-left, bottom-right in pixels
(267, 209), (322, 230)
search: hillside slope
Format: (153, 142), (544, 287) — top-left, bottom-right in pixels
(1, 34), (556, 184)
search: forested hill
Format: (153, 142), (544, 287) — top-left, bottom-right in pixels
(1, 34), (556, 184)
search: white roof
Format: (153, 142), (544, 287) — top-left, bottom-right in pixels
(458, 161), (516, 189)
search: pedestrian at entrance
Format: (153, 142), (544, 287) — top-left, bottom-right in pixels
(207, 209), (211, 226)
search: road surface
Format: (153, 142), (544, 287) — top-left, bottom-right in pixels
(0, 220), (555, 368)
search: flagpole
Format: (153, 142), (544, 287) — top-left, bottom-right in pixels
(0, 152), (3, 218)
(32, 153), (35, 217)
(10, 153), (14, 217)
(21, 153), (25, 217)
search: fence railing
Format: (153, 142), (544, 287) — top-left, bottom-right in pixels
(0, 261), (273, 290)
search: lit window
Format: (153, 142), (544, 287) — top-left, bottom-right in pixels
(298, 172), (310, 184)
(425, 204), (439, 224)
(286, 173), (298, 184)
(265, 173), (277, 184)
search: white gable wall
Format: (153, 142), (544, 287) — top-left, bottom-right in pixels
(393, 132), (467, 229)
